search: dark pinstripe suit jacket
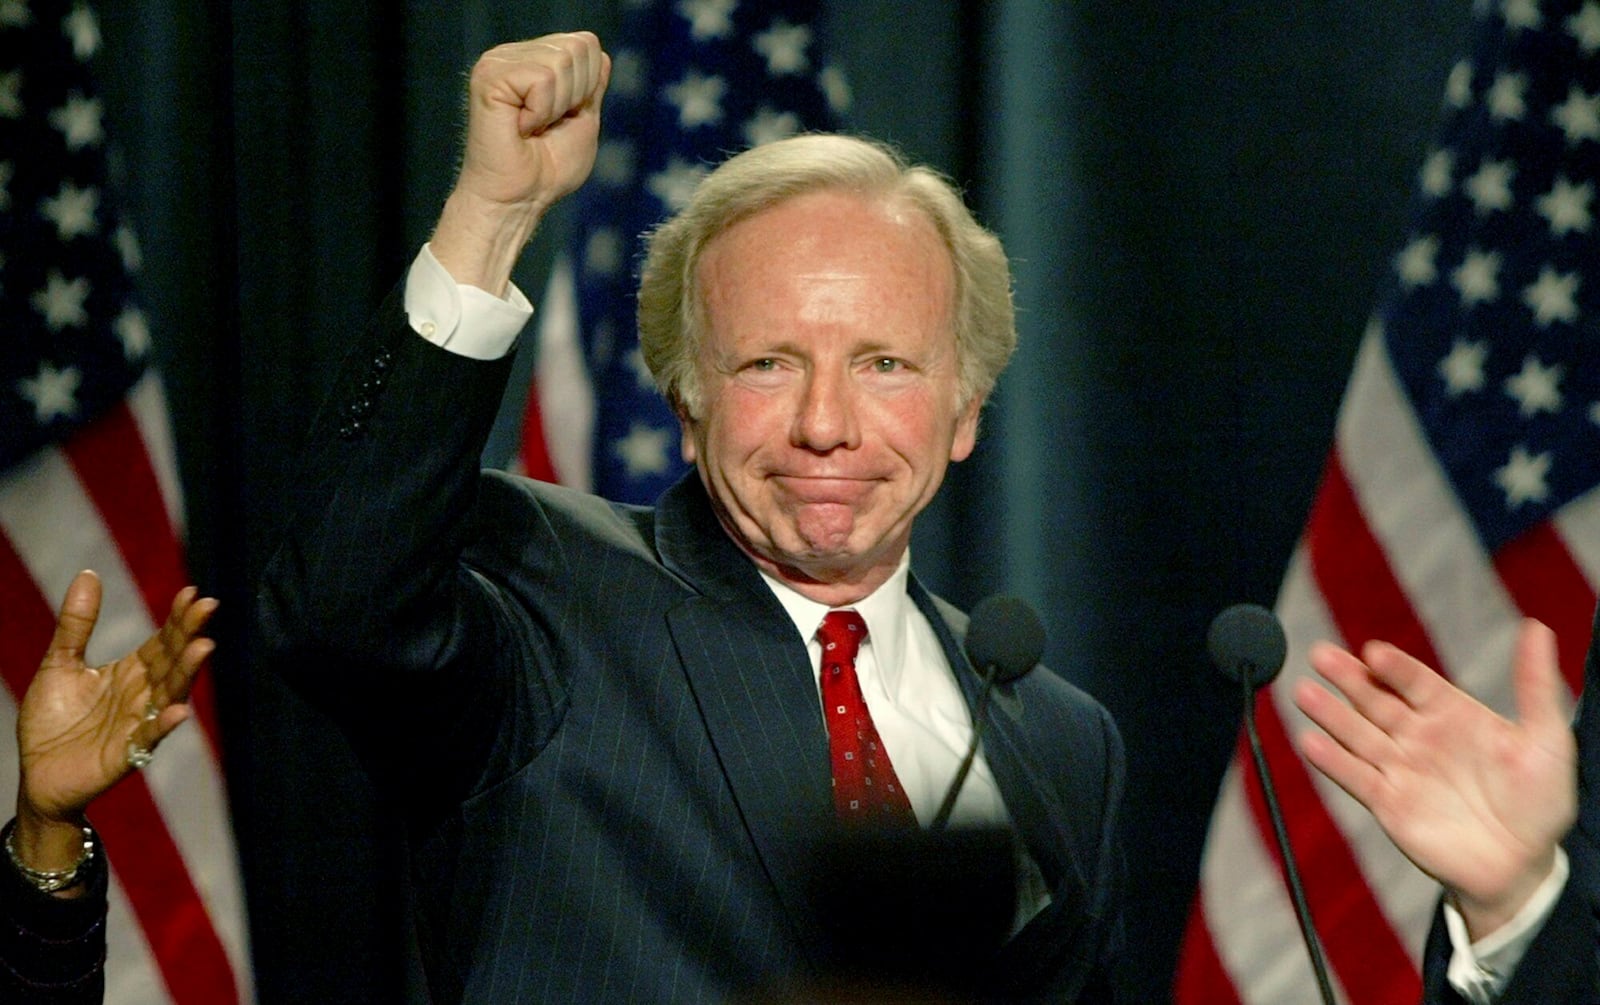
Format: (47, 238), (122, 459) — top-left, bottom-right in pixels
(1422, 608), (1600, 1004)
(258, 292), (1125, 1003)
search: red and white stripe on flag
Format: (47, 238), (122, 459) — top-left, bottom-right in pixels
(514, 254), (595, 491)
(0, 375), (254, 1004)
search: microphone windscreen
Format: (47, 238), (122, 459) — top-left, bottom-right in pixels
(964, 595), (1045, 684)
(1207, 603), (1288, 690)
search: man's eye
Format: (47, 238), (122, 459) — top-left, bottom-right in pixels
(872, 358), (901, 373)
(750, 358), (778, 371)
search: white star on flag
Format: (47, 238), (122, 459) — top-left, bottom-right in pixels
(1551, 85), (1600, 143)
(1537, 175), (1593, 233)
(1420, 149), (1455, 197)
(1494, 444), (1553, 507)
(1395, 234), (1440, 287)
(624, 347), (654, 389)
(665, 70), (726, 128)
(1465, 158), (1516, 212)
(49, 92), (103, 149)
(115, 307), (150, 359)
(593, 140), (637, 186)
(584, 227), (624, 275)
(819, 64), (852, 114)
(41, 182), (99, 240)
(613, 423), (673, 477)
(16, 362), (81, 421)
(1446, 59), (1474, 108)
(1570, 2), (1600, 52)
(113, 223), (141, 271)
(1486, 71), (1529, 120)
(676, 0), (736, 41)
(1438, 338), (1490, 395)
(647, 158), (709, 212)
(32, 269), (90, 330)
(744, 107), (800, 147)
(753, 20), (811, 75)
(610, 50), (646, 97)
(1504, 354), (1564, 415)
(1451, 247), (1502, 305)
(1521, 265), (1580, 325)
(1503, 0), (1544, 30)
(62, 3), (99, 59)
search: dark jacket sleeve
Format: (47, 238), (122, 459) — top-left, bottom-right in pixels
(0, 822), (108, 1005)
(1422, 606), (1600, 1004)
(254, 286), (561, 809)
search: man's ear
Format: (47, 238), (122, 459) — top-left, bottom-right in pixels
(673, 397), (699, 463)
(950, 393), (985, 463)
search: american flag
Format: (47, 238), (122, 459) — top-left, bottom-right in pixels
(0, 1), (251, 1001)
(517, 0), (850, 502)
(1178, 1), (1600, 1001)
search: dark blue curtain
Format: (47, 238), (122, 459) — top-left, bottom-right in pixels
(90, 2), (1469, 1000)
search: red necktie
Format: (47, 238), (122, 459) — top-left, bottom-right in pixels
(818, 610), (916, 827)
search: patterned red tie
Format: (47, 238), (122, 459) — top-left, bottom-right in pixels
(818, 610), (917, 827)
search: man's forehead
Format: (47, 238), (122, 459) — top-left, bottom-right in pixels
(698, 190), (951, 279)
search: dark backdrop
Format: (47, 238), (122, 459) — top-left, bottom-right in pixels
(89, 2), (1470, 1001)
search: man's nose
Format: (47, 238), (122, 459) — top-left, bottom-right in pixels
(791, 367), (861, 452)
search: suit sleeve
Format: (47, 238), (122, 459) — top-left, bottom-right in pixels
(255, 286), (565, 806)
(1422, 607), (1600, 1004)
(0, 822), (108, 1005)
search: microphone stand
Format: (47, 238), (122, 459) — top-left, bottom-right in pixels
(930, 662), (998, 832)
(1240, 675), (1337, 1005)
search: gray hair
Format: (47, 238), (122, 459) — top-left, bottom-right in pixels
(636, 133), (1016, 417)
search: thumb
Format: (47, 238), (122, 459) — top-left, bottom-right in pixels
(1512, 618), (1572, 741)
(44, 570), (102, 666)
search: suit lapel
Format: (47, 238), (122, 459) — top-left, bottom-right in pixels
(655, 477), (835, 948)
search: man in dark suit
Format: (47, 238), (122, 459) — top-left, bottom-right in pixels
(257, 31), (1124, 1003)
(1294, 615), (1598, 1002)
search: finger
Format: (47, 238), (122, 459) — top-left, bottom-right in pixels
(481, 32), (605, 136)
(1511, 618), (1573, 742)
(43, 570), (101, 667)
(128, 702), (193, 759)
(1296, 725), (1386, 810)
(1293, 676), (1400, 768)
(1307, 640), (1414, 732)
(141, 587), (214, 672)
(147, 634), (213, 710)
(1359, 638), (1450, 710)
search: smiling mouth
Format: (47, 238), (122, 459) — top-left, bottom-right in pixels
(771, 474), (879, 502)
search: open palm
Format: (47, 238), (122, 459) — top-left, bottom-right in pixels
(17, 570), (216, 823)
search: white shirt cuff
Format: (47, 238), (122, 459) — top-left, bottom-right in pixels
(1444, 847), (1570, 1004)
(402, 243), (533, 360)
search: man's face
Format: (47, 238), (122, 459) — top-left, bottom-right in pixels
(679, 189), (981, 602)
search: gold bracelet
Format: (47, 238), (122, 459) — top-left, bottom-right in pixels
(3, 819), (95, 893)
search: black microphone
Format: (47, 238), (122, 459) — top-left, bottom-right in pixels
(1207, 604), (1335, 1005)
(930, 595), (1044, 831)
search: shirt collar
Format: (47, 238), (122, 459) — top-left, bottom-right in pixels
(759, 552), (914, 695)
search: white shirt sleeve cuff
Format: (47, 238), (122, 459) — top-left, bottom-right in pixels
(1444, 847), (1570, 1004)
(402, 243), (533, 361)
